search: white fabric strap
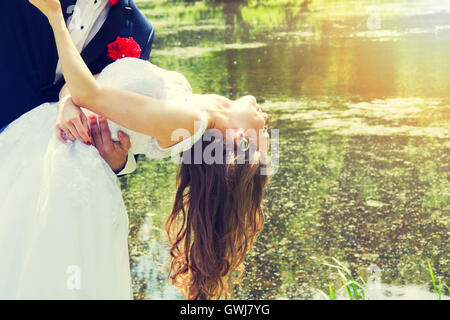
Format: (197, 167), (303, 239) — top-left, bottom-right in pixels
(147, 117), (208, 159)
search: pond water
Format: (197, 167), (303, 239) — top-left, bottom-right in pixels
(120, 0), (449, 299)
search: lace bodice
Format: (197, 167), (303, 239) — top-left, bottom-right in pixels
(84, 57), (206, 159)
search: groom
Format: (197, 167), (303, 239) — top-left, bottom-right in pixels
(0, 0), (155, 175)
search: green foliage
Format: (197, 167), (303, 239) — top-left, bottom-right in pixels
(321, 258), (366, 300)
(428, 262), (449, 300)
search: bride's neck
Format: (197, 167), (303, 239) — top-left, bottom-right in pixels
(193, 93), (231, 106)
(192, 94), (232, 130)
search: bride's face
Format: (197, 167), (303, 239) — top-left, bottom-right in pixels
(234, 95), (267, 129)
(231, 95), (269, 151)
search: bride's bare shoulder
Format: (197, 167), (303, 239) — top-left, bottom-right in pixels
(170, 71), (191, 91)
(147, 62), (191, 91)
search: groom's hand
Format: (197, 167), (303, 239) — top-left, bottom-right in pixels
(89, 116), (131, 173)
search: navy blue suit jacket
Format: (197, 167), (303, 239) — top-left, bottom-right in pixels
(0, 0), (154, 129)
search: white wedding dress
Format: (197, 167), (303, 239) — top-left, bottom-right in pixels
(0, 58), (206, 299)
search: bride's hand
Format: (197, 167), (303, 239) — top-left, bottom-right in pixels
(56, 96), (91, 144)
(28, 0), (62, 20)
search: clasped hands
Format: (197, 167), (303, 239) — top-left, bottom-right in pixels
(56, 95), (131, 173)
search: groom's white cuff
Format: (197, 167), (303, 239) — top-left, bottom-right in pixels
(117, 152), (137, 176)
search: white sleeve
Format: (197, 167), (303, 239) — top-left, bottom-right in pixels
(145, 117), (207, 159)
(116, 152), (137, 176)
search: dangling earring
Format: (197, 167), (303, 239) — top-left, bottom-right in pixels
(239, 133), (250, 152)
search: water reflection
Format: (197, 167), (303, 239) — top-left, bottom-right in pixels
(131, 218), (182, 300)
(123, 0), (449, 299)
(223, 0), (249, 42)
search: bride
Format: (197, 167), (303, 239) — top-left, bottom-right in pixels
(0, 0), (270, 300)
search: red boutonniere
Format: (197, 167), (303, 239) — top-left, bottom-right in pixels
(109, 0), (119, 5)
(107, 36), (142, 61)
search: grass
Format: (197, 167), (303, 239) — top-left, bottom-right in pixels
(317, 258), (366, 300)
(317, 259), (448, 300)
(428, 262), (450, 300)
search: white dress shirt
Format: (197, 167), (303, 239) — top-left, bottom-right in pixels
(56, 0), (138, 175)
(55, 0), (111, 80)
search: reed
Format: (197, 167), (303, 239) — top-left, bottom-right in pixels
(318, 259), (448, 300)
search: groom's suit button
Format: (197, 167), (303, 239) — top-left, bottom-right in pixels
(125, 7), (133, 11)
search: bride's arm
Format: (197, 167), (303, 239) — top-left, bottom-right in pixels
(55, 75), (98, 144)
(30, 0), (217, 147)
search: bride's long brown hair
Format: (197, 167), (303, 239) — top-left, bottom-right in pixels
(166, 132), (269, 300)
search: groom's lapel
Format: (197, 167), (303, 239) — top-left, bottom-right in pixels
(80, 0), (130, 68)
